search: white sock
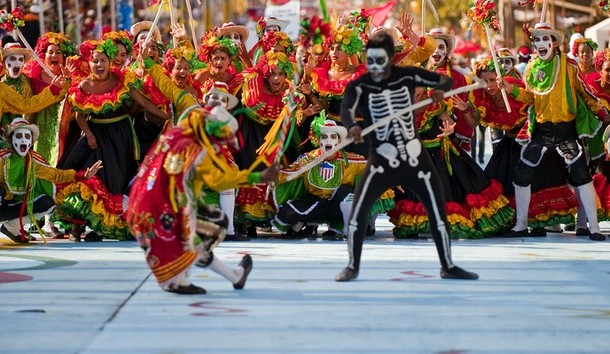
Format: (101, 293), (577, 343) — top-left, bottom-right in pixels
(513, 185), (531, 231)
(3, 218), (22, 235)
(575, 182), (601, 234)
(219, 189), (235, 235)
(207, 257), (244, 284)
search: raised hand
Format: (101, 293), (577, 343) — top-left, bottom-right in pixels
(84, 160), (104, 179)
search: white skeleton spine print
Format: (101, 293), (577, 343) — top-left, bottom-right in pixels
(368, 87), (421, 168)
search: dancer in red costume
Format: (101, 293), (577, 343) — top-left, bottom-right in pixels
(127, 106), (280, 294)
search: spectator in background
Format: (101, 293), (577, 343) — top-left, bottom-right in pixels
(515, 45), (531, 74)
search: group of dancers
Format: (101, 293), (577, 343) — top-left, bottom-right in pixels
(1, 7), (610, 293)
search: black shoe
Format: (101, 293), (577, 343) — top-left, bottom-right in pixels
(84, 231), (103, 242)
(529, 228), (547, 237)
(589, 233), (607, 241)
(335, 266), (359, 282)
(322, 230), (346, 241)
(575, 228), (591, 236)
(366, 225), (376, 237)
(246, 226), (257, 238)
(440, 266), (479, 280)
(299, 225), (318, 236)
(282, 228), (303, 239)
(224, 233), (250, 241)
(49, 226), (65, 239)
(68, 224), (85, 242)
(0, 225), (28, 243)
(165, 283), (207, 295)
(233, 254), (253, 290)
(503, 229), (529, 238)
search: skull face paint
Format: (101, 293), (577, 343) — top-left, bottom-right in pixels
(534, 34), (554, 61)
(205, 92), (229, 109)
(223, 31), (242, 46)
(319, 132), (341, 153)
(12, 127), (33, 157)
(4, 54), (26, 78)
(431, 38), (448, 65)
(366, 48), (390, 83)
(499, 58), (514, 75)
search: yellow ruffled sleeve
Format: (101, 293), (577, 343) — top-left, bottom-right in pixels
(0, 82), (65, 115)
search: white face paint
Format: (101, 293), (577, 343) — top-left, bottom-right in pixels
(534, 34), (554, 61)
(4, 54), (26, 78)
(223, 32), (242, 46)
(265, 25), (281, 34)
(206, 93), (229, 109)
(136, 30), (149, 44)
(366, 48), (390, 83)
(319, 132), (341, 153)
(12, 127), (33, 157)
(431, 38), (448, 65)
(499, 58), (514, 74)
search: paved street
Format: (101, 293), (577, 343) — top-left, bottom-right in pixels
(1, 216), (610, 354)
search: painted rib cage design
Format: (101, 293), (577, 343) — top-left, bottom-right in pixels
(368, 87), (421, 167)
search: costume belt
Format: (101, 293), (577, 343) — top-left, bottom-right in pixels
(421, 136), (459, 175)
(89, 114), (140, 160)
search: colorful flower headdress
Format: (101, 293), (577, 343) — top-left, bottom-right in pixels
(467, 0), (500, 31)
(256, 18), (267, 37)
(594, 49), (610, 72)
(0, 8), (25, 32)
(330, 25), (363, 56)
(198, 31), (239, 62)
(80, 38), (119, 61)
(474, 57), (503, 76)
(34, 32), (76, 58)
(347, 9), (371, 40)
(262, 31), (295, 54)
(162, 44), (205, 73)
(255, 50), (294, 78)
(308, 111), (328, 147)
(299, 16), (331, 55)
(599, 0), (610, 16)
(101, 30), (134, 56)
(571, 37), (598, 57)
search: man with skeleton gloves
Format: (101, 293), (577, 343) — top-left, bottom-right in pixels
(335, 30), (479, 282)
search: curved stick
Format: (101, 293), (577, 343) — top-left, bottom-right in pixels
(484, 24), (511, 113)
(285, 77), (487, 182)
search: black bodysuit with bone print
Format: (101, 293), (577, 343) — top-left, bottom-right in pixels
(340, 65), (456, 273)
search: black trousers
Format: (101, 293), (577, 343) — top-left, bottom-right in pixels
(347, 143), (454, 270)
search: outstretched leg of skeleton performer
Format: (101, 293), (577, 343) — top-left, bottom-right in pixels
(335, 152), (478, 282)
(335, 161), (388, 282)
(412, 170), (478, 279)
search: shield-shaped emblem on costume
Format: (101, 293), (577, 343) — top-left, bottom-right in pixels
(319, 161), (335, 182)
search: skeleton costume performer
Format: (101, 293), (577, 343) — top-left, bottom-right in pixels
(504, 23), (609, 241)
(336, 31), (478, 281)
(271, 118), (394, 240)
(471, 58), (577, 233)
(126, 107), (275, 294)
(0, 119), (98, 243)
